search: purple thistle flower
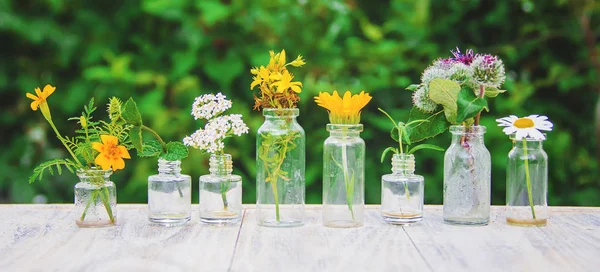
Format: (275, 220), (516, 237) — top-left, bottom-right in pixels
(451, 47), (476, 65)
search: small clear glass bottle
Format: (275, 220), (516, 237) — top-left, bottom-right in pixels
(322, 124), (365, 228)
(381, 154), (424, 224)
(443, 125), (491, 226)
(74, 168), (116, 227)
(506, 137), (548, 226)
(199, 154), (242, 224)
(256, 108), (305, 227)
(148, 159), (192, 226)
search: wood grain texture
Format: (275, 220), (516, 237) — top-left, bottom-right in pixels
(0, 204), (243, 272)
(403, 206), (600, 272)
(230, 206), (430, 272)
(0, 205), (598, 272)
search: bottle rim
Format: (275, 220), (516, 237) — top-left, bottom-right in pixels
(263, 108), (299, 117)
(326, 124), (363, 132)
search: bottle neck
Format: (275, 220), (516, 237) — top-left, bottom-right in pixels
(158, 159), (182, 175)
(77, 168), (112, 184)
(391, 154), (415, 175)
(450, 125), (486, 147)
(327, 124), (363, 137)
(209, 154), (233, 176)
(512, 138), (544, 150)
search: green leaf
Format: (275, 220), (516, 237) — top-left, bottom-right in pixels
(29, 159), (78, 184)
(122, 98), (143, 126)
(405, 84), (420, 92)
(138, 140), (163, 157)
(405, 107), (450, 143)
(161, 142), (189, 161)
(456, 88), (489, 123)
(129, 126), (143, 151)
(391, 127), (399, 142)
(408, 144), (445, 154)
(428, 78), (461, 124)
(484, 86), (507, 98)
(381, 147), (398, 163)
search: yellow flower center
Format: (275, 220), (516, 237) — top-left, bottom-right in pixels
(514, 118), (534, 128)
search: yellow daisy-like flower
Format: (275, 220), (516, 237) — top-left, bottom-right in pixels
(26, 84), (55, 120)
(496, 114), (553, 140)
(272, 70), (302, 93)
(92, 135), (131, 171)
(314, 90), (372, 124)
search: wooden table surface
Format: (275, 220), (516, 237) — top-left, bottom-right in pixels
(0, 205), (598, 272)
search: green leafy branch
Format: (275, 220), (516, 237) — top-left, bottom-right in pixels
(29, 159), (78, 184)
(378, 108), (444, 163)
(258, 130), (299, 222)
(121, 98), (188, 161)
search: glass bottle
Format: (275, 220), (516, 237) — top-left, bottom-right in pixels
(381, 154), (424, 224)
(322, 124), (365, 228)
(506, 137), (548, 226)
(199, 154), (243, 224)
(256, 108), (305, 227)
(443, 125), (491, 225)
(74, 168), (116, 227)
(148, 159), (192, 226)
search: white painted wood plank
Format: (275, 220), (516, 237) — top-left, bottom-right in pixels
(0, 204), (242, 272)
(403, 206), (600, 272)
(230, 206), (430, 272)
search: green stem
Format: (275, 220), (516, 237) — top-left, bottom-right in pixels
(98, 186), (115, 223)
(220, 181), (229, 210)
(522, 139), (537, 220)
(271, 180), (280, 221)
(341, 128), (355, 220)
(48, 119), (83, 166)
(80, 190), (97, 222)
(398, 129), (411, 201)
(141, 125), (167, 152)
(474, 84), (485, 126)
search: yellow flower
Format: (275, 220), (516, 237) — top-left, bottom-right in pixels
(314, 90), (372, 124)
(92, 135), (131, 171)
(250, 66), (272, 90)
(289, 55), (306, 67)
(26, 84), (55, 120)
(271, 70), (302, 93)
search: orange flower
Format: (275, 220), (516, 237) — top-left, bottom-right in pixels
(92, 135), (131, 171)
(26, 84), (55, 120)
(314, 90), (372, 124)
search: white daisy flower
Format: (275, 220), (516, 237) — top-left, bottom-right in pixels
(496, 114), (553, 140)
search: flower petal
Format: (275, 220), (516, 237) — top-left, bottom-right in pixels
(528, 128), (546, 140)
(94, 154), (112, 170)
(100, 134), (118, 146)
(502, 126), (518, 135)
(92, 142), (104, 152)
(118, 146), (131, 159)
(30, 100), (40, 111)
(515, 129), (527, 140)
(26, 93), (38, 100)
(42, 84), (56, 97)
(112, 157), (125, 171)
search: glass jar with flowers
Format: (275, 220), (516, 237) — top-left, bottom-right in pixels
(118, 98), (191, 226)
(314, 90), (371, 228)
(26, 85), (133, 227)
(404, 48), (507, 225)
(378, 108), (444, 224)
(497, 114), (553, 226)
(183, 93), (249, 225)
(250, 49), (307, 227)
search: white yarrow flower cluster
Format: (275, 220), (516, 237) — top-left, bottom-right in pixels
(184, 94), (249, 154)
(191, 93), (232, 120)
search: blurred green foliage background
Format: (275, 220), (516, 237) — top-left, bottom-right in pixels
(2, 0), (599, 206)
